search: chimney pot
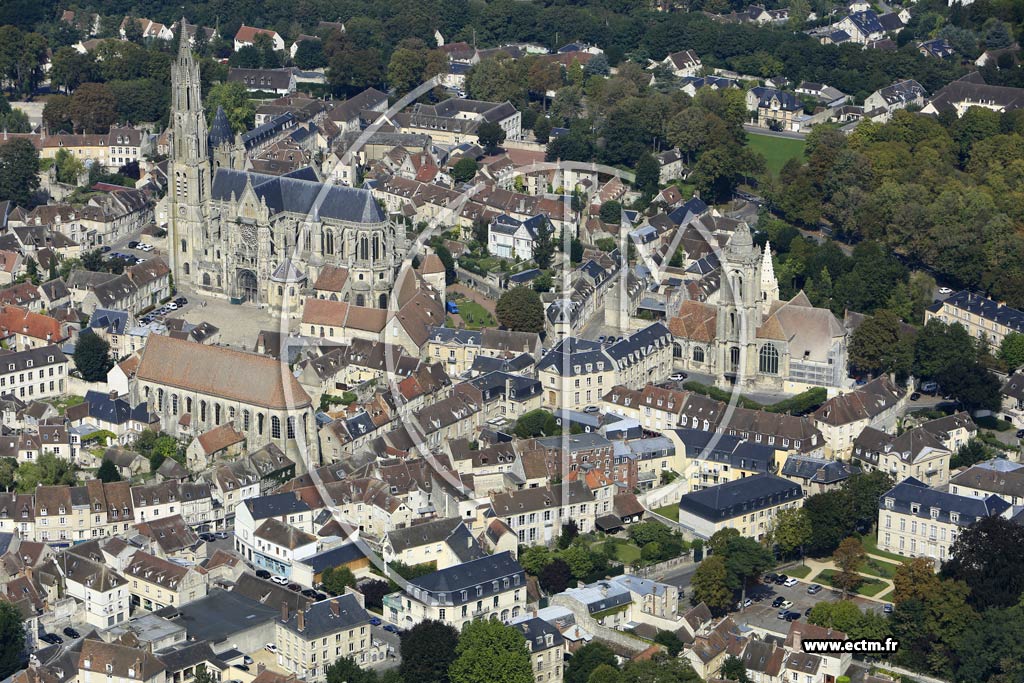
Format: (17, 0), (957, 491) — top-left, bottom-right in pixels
(297, 608), (305, 632)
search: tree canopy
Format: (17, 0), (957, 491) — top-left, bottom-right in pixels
(496, 287), (544, 333)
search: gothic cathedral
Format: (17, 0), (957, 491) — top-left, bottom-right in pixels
(167, 22), (401, 309)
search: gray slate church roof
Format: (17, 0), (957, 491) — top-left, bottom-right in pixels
(211, 168), (385, 224)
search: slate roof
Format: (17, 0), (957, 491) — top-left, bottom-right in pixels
(925, 75), (1024, 115)
(406, 551), (524, 605)
(279, 594), (371, 637)
(208, 107), (234, 149)
(781, 455), (858, 484)
(678, 474), (803, 520)
(82, 390), (149, 425)
(881, 476), (1010, 526)
(211, 168), (385, 224)
(245, 492), (312, 520)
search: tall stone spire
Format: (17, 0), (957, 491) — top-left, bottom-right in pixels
(760, 239), (780, 307)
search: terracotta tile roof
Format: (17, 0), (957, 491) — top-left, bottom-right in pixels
(418, 254), (445, 275)
(196, 423), (245, 455)
(312, 265), (349, 292)
(668, 300), (717, 342)
(303, 298), (348, 326)
(136, 334), (310, 409)
(235, 25), (279, 43)
(0, 306), (64, 342)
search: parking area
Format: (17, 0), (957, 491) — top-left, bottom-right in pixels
(731, 575), (887, 635)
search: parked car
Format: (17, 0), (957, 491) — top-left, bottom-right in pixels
(807, 584), (823, 595)
(271, 575), (288, 585)
(779, 600), (793, 610)
(243, 656), (253, 665)
(214, 531), (229, 539)
(315, 593), (328, 601)
(783, 577), (798, 587)
(100, 246), (111, 253)
(62, 627), (80, 639)
(883, 604), (894, 614)
(235, 665), (249, 672)
(301, 589), (318, 598)
(1016, 429), (1024, 439)
(771, 596), (785, 608)
(737, 598), (752, 609)
(199, 533), (215, 542)
(776, 609), (789, 619)
(369, 617), (382, 626)
(804, 607), (813, 617)
(920, 381), (938, 393)
(383, 624), (400, 634)
(255, 569), (271, 579)
(764, 573), (779, 584)
(583, 405), (599, 413)
(287, 583), (301, 592)
(938, 287), (953, 295)
(785, 611), (801, 622)
(910, 392), (920, 401)
(669, 372), (688, 381)
(175, 297), (188, 306)
(39, 633), (63, 645)
(128, 241), (139, 249)
(445, 301), (459, 314)
(774, 574), (789, 585)
(597, 336), (606, 343)
(265, 644), (277, 653)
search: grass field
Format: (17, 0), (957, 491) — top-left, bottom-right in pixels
(860, 532), (909, 564)
(878, 589), (895, 603)
(859, 558), (902, 579)
(746, 132), (807, 176)
(590, 541), (642, 564)
(453, 298), (495, 330)
(786, 564), (812, 579)
(654, 505), (679, 521)
(813, 569), (888, 597)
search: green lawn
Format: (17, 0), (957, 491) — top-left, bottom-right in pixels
(590, 541), (642, 564)
(860, 532), (910, 564)
(860, 558), (902, 580)
(654, 505), (679, 521)
(786, 565), (812, 579)
(746, 132), (807, 177)
(453, 298), (495, 330)
(878, 589), (895, 603)
(50, 395), (85, 416)
(813, 569), (888, 597)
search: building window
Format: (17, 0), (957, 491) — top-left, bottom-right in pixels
(271, 416), (282, 439)
(758, 344), (779, 375)
(287, 416), (296, 439)
(692, 347), (705, 363)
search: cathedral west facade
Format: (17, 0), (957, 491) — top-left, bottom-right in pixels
(167, 25), (401, 309)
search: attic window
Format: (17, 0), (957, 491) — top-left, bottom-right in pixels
(106, 665), (113, 673)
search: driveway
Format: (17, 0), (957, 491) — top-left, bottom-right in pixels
(729, 575), (881, 635)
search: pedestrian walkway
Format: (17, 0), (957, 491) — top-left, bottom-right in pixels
(791, 553), (897, 603)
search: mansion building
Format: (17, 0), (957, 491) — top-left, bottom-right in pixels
(667, 223), (851, 393)
(167, 22), (402, 309)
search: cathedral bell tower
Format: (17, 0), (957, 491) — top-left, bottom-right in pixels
(168, 19), (211, 285)
(715, 222), (764, 388)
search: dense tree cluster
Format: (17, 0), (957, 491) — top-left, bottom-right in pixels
(768, 109), (1024, 309)
(800, 471), (894, 556)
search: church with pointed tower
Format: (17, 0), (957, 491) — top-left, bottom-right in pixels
(667, 222), (850, 394)
(167, 20), (401, 310)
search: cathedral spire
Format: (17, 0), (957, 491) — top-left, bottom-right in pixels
(760, 239), (780, 307)
(178, 17), (191, 56)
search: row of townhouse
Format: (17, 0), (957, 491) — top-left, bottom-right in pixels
(0, 478), (217, 546)
(537, 322), (673, 412)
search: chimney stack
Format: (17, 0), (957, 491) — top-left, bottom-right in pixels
(793, 629), (802, 651)
(281, 601), (289, 623)
(297, 608), (305, 632)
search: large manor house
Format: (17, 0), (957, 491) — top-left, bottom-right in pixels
(167, 26), (402, 309)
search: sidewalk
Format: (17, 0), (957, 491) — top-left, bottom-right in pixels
(790, 553), (896, 603)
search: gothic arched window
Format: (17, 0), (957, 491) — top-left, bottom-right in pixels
(693, 347), (705, 363)
(759, 344), (780, 375)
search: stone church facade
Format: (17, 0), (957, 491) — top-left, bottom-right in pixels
(167, 24), (400, 309)
(668, 223), (851, 394)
